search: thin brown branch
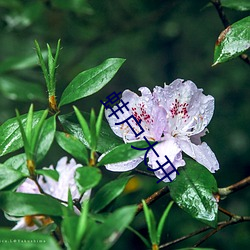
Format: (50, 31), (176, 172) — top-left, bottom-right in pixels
(218, 176), (250, 199)
(218, 206), (235, 217)
(136, 186), (170, 215)
(211, 0), (250, 66)
(134, 169), (155, 177)
(159, 224), (212, 249)
(160, 216), (250, 249)
(193, 216), (250, 247)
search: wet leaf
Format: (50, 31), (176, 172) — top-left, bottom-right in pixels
(75, 167), (102, 194)
(37, 116), (56, 162)
(168, 159), (218, 227)
(0, 192), (65, 216)
(213, 16), (250, 65)
(56, 131), (89, 165)
(0, 164), (27, 190)
(59, 112), (123, 153)
(91, 176), (132, 213)
(0, 111), (44, 157)
(97, 140), (149, 166)
(59, 58), (125, 106)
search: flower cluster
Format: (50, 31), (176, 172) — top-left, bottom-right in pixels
(11, 157), (89, 231)
(103, 79), (219, 182)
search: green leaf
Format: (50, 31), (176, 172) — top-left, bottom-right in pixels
(97, 140), (150, 166)
(0, 111), (44, 157)
(89, 109), (97, 150)
(36, 169), (59, 181)
(59, 113), (123, 153)
(91, 176), (132, 213)
(142, 200), (157, 245)
(62, 215), (80, 250)
(56, 131), (89, 165)
(75, 167), (102, 194)
(157, 201), (174, 244)
(0, 164), (27, 190)
(0, 76), (46, 102)
(36, 116), (56, 162)
(213, 16), (250, 65)
(168, 159), (218, 227)
(73, 106), (91, 147)
(59, 58), (125, 106)
(4, 154), (28, 175)
(221, 0), (250, 11)
(83, 205), (137, 250)
(0, 228), (60, 250)
(0, 192), (65, 216)
(96, 105), (105, 140)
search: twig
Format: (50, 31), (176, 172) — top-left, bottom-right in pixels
(193, 216), (250, 247)
(159, 224), (212, 249)
(211, 0), (250, 66)
(136, 186), (169, 215)
(218, 176), (250, 199)
(218, 206), (235, 218)
(134, 169), (155, 177)
(160, 216), (250, 249)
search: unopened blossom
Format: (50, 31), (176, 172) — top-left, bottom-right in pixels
(103, 79), (219, 182)
(11, 157), (89, 231)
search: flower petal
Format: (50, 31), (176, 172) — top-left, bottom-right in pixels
(39, 157), (82, 201)
(148, 137), (185, 182)
(16, 178), (40, 194)
(105, 88), (167, 142)
(105, 157), (143, 172)
(178, 138), (219, 173)
(153, 79), (214, 137)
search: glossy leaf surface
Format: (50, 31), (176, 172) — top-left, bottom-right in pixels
(59, 58), (125, 106)
(91, 176), (132, 213)
(168, 159), (218, 227)
(75, 167), (102, 194)
(0, 111), (44, 157)
(213, 16), (250, 65)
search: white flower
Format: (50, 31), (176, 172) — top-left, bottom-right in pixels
(103, 79), (219, 182)
(12, 157), (90, 231)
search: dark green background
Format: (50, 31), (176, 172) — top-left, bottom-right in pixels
(0, 0), (249, 249)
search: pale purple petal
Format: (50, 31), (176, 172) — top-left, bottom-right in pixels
(178, 138), (219, 173)
(16, 178), (40, 194)
(38, 157), (82, 201)
(153, 79), (214, 137)
(105, 157), (144, 172)
(105, 88), (167, 142)
(148, 136), (185, 182)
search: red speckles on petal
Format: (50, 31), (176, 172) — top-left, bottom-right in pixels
(131, 103), (153, 124)
(170, 99), (190, 121)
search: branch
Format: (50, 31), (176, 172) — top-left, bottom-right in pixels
(159, 216), (250, 249)
(136, 186), (169, 215)
(193, 216), (250, 247)
(211, 0), (250, 66)
(218, 176), (250, 199)
(134, 169), (155, 177)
